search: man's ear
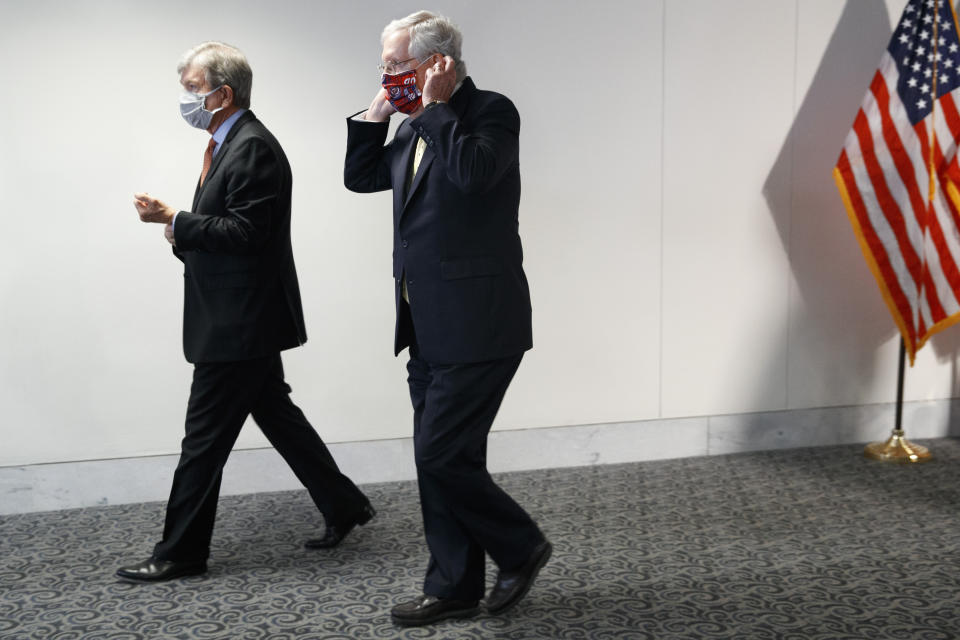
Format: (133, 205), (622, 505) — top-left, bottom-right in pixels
(220, 85), (234, 108)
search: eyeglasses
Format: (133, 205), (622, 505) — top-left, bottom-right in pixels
(377, 57), (420, 75)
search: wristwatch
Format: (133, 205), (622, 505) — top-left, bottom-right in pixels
(424, 100), (445, 110)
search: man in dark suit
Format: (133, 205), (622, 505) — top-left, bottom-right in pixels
(118, 41), (373, 583)
(344, 12), (551, 626)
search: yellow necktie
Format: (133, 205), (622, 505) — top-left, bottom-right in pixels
(412, 137), (427, 177)
(410, 138), (427, 184)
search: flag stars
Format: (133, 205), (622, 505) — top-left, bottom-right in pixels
(892, 3), (960, 102)
(888, 4), (960, 124)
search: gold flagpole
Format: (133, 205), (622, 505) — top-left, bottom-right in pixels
(864, 0), (938, 464)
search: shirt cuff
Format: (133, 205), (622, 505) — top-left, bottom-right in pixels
(352, 110), (389, 123)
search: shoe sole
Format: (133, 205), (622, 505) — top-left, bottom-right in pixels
(486, 542), (553, 615)
(391, 606), (480, 627)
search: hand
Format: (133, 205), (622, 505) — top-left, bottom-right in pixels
(422, 56), (456, 104)
(134, 192), (176, 224)
(164, 223), (176, 247)
(364, 88), (395, 122)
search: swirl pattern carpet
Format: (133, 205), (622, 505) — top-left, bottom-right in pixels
(2, 439), (960, 639)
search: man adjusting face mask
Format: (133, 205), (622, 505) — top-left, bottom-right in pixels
(381, 59), (432, 114)
(179, 85), (224, 129)
(346, 11), (549, 629)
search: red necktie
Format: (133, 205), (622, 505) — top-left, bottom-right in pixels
(200, 137), (216, 186)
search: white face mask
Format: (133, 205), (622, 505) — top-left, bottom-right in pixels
(179, 85), (223, 129)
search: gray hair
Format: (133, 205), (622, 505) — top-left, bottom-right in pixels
(382, 11), (467, 83)
(177, 41), (252, 109)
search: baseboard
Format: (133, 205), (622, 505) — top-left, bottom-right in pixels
(2, 399), (957, 515)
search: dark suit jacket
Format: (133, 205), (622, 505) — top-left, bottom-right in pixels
(344, 77), (533, 365)
(172, 111), (307, 363)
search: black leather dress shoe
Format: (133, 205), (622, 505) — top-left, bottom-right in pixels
(485, 539), (552, 614)
(391, 594), (480, 627)
(304, 503), (375, 549)
(115, 558), (207, 583)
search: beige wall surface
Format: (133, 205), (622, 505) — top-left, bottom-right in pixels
(1, 0), (956, 467)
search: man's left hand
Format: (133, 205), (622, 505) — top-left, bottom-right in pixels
(423, 56), (457, 104)
(134, 192), (176, 224)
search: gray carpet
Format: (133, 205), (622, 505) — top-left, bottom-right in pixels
(2, 439), (960, 639)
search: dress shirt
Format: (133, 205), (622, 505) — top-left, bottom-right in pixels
(173, 108), (248, 230)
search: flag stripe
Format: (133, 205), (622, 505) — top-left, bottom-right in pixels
(929, 183), (960, 311)
(851, 109), (924, 289)
(938, 92), (960, 146)
(836, 149), (917, 343)
(869, 71), (928, 255)
(922, 254), (947, 323)
(871, 66), (957, 330)
(916, 114), (960, 316)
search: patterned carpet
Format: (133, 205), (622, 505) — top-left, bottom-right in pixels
(2, 439), (960, 639)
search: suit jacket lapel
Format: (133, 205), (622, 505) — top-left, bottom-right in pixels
(392, 119), (418, 217)
(192, 110), (256, 208)
(402, 146), (434, 210)
(398, 79), (476, 214)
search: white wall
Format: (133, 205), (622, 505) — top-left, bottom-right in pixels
(1, 0), (957, 468)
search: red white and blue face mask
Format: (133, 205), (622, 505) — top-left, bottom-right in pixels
(381, 59), (431, 114)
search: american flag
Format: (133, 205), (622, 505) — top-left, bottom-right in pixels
(834, 0), (960, 364)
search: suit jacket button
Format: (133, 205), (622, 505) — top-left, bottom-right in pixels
(402, 239), (409, 248)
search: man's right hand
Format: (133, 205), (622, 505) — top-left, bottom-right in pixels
(363, 88), (395, 122)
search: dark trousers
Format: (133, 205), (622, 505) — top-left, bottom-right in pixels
(152, 353), (367, 562)
(404, 317), (543, 601)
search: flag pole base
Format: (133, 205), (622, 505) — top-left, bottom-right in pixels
(863, 429), (932, 463)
